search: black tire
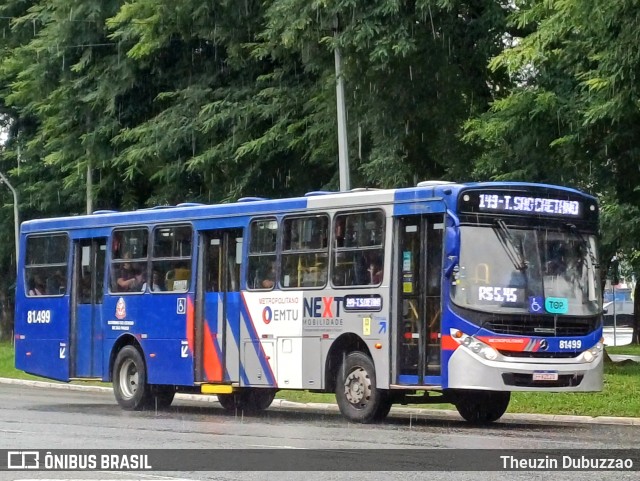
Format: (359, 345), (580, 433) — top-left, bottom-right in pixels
(217, 393), (239, 411)
(217, 389), (276, 413)
(373, 392), (393, 421)
(454, 390), (510, 424)
(335, 351), (384, 423)
(149, 385), (176, 409)
(112, 346), (151, 410)
(247, 388), (276, 411)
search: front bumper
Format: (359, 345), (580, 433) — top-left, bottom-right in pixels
(447, 346), (603, 391)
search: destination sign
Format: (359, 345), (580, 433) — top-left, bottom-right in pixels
(344, 295), (383, 312)
(459, 190), (586, 219)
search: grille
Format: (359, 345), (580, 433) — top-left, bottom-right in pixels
(484, 317), (596, 337)
(497, 351), (579, 359)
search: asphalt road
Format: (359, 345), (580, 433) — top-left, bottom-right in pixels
(0, 383), (638, 481)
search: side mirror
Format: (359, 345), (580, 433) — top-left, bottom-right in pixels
(444, 255), (458, 278)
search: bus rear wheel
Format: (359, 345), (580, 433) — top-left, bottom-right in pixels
(113, 346), (150, 410)
(335, 351), (385, 423)
(217, 389), (276, 413)
(453, 390), (510, 424)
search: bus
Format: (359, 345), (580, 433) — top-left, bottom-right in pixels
(14, 181), (603, 424)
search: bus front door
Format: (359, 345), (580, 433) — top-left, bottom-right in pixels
(71, 238), (106, 378)
(396, 215), (443, 384)
(195, 229), (243, 383)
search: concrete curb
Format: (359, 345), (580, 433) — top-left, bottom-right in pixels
(3, 376), (640, 426)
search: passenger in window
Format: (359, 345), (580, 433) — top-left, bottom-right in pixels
(28, 275), (46, 296)
(143, 270), (163, 292)
(335, 218), (346, 247)
(116, 254), (142, 291)
(48, 270), (66, 294)
(368, 262), (383, 284)
(345, 222), (358, 247)
(260, 260), (277, 289)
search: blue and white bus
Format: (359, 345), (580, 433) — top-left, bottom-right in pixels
(14, 181), (603, 423)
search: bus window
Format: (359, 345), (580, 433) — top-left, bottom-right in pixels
(332, 211), (385, 287)
(248, 218), (277, 290)
(281, 215), (328, 288)
(110, 228), (148, 293)
(152, 225), (192, 292)
(25, 234), (69, 296)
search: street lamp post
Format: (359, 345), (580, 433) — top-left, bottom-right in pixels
(0, 170), (19, 273)
(334, 19), (350, 192)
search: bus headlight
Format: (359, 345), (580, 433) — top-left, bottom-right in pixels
(450, 329), (499, 361)
(582, 343), (603, 363)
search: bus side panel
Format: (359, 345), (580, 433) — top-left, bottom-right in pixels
(14, 296), (70, 381)
(142, 339), (194, 385)
(102, 294), (194, 386)
(15, 338), (69, 381)
(239, 291), (283, 387)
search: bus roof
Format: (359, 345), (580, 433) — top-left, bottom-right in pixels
(21, 181), (594, 234)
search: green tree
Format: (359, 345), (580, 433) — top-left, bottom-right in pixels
(0, 0), (512, 339)
(464, 0), (640, 342)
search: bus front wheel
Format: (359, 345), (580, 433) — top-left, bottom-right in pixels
(453, 390), (510, 424)
(335, 351), (385, 423)
(113, 346), (150, 410)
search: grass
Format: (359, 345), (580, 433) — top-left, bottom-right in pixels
(3, 340), (640, 418)
(0, 341), (42, 381)
(508, 362), (640, 417)
(605, 343), (640, 356)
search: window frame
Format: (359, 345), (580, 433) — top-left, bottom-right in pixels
(24, 233), (70, 298)
(330, 209), (386, 289)
(149, 224), (194, 294)
(247, 217), (278, 291)
(280, 213), (329, 290)
(109, 227), (149, 295)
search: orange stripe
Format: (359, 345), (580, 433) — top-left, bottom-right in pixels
(203, 323), (223, 382)
(186, 296), (194, 353)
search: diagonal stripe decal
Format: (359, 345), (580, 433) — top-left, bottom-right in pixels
(240, 292), (277, 387)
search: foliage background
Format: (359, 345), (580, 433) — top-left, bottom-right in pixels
(0, 0), (638, 340)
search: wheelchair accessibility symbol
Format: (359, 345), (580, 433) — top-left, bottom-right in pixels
(529, 296), (544, 313)
(177, 298), (186, 314)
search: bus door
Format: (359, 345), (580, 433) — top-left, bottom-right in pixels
(71, 238), (106, 378)
(396, 215), (444, 384)
(195, 229), (243, 383)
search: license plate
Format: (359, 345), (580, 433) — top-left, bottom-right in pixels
(533, 371), (559, 381)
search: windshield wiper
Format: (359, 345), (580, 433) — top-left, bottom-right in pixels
(566, 223), (599, 301)
(493, 219), (528, 271)
(566, 223), (599, 268)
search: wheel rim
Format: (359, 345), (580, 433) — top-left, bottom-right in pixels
(118, 358), (139, 400)
(343, 366), (371, 408)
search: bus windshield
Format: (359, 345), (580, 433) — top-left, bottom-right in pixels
(451, 224), (601, 316)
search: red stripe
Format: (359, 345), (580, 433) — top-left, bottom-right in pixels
(441, 335), (459, 351)
(477, 336), (529, 352)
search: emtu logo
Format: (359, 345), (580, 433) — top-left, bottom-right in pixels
(262, 306), (272, 324)
(7, 451), (40, 469)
